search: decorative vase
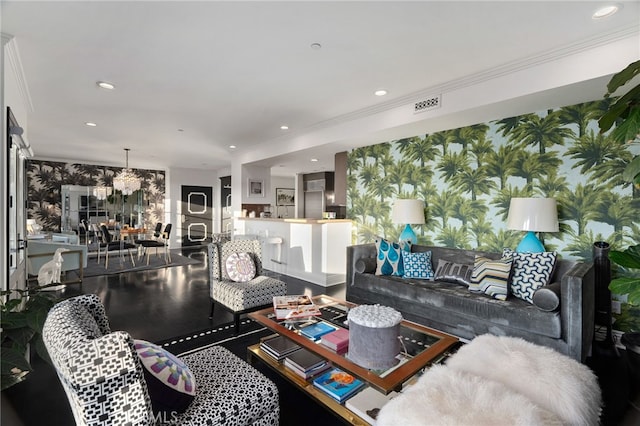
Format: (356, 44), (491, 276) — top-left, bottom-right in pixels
(593, 241), (617, 355)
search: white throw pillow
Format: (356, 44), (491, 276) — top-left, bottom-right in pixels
(225, 252), (256, 282)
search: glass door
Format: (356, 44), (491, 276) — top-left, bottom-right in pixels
(5, 107), (30, 291)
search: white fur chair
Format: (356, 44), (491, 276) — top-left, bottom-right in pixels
(377, 334), (602, 426)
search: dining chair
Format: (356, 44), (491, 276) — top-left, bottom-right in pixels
(98, 224), (136, 268)
(136, 224), (172, 265)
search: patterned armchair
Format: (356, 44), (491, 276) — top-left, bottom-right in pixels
(43, 294), (280, 426)
(208, 240), (287, 333)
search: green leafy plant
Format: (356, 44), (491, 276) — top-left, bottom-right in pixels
(1, 285), (60, 390)
(609, 244), (640, 306)
(598, 59), (640, 188)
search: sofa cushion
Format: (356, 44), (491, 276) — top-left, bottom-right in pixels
(433, 259), (473, 286)
(134, 339), (196, 414)
(532, 282), (561, 312)
(504, 250), (557, 303)
(402, 251), (434, 280)
(469, 256), (512, 301)
(350, 272), (561, 340)
(375, 237), (404, 276)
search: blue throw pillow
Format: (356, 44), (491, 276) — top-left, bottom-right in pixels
(402, 251), (434, 280)
(375, 237), (404, 276)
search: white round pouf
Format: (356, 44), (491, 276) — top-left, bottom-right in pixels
(347, 305), (402, 370)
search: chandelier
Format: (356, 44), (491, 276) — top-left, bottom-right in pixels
(93, 186), (112, 200)
(113, 148), (141, 196)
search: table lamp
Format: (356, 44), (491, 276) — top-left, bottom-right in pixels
(391, 199), (425, 245)
(506, 197), (559, 252)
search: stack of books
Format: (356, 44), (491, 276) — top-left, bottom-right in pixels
(283, 348), (331, 379)
(320, 328), (349, 354)
(260, 335), (301, 361)
(312, 368), (365, 403)
(299, 321), (337, 341)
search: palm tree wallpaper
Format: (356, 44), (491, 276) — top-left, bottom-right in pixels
(347, 99), (639, 332)
(26, 159), (165, 232)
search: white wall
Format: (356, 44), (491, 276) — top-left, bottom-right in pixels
(271, 175), (295, 218)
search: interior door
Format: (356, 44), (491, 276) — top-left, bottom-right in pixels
(181, 185), (212, 247)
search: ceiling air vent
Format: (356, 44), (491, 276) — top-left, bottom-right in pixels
(413, 95), (442, 114)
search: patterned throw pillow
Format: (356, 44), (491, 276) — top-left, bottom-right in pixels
(225, 252), (256, 282)
(375, 237), (404, 276)
(434, 259), (474, 286)
(470, 256), (512, 301)
(506, 250), (558, 303)
(402, 250), (434, 280)
(134, 339), (196, 414)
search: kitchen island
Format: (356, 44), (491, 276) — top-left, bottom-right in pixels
(233, 217), (352, 287)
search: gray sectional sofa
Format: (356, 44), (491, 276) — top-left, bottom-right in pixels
(346, 243), (595, 362)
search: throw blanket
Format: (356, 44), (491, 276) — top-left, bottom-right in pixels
(377, 334), (602, 426)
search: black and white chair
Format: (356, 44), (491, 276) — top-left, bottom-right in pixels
(98, 224), (137, 268)
(136, 223), (172, 266)
(208, 239), (287, 333)
(43, 294), (280, 426)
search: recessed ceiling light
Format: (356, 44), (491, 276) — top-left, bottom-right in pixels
(375, 89), (388, 96)
(311, 158), (318, 162)
(85, 122), (97, 127)
(280, 125), (289, 130)
(229, 145), (236, 149)
(592, 4), (620, 19)
(310, 43), (322, 50)
(96, 81), (115, 90)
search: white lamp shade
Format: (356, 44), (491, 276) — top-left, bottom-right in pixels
(507, 198), (559, 232)
(391, 199), (425, 224)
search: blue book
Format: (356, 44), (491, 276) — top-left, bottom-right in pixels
(300, 322), (337, 341)
(312, 368), (366, 403)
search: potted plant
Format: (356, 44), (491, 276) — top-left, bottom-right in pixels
(1, 285), (60, 390)
(598, 59), (640, 187)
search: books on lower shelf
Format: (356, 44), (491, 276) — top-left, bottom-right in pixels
(320, 328), (349, 352)
(273, 295), (321, 320)
(300, 321), (338, 341)
(312, 368), (366, 403)
(345, 386), (398, 425)
(259, 335), (301, 361)
(283, 348), (331, 379)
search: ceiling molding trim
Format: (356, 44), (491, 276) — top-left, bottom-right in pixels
(3, 35), (34, 113)
(263, 25), (638, 146)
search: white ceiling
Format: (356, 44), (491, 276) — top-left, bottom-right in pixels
(2, 1), (640, 176)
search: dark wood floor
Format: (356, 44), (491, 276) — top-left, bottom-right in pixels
(2, 246), (639, 425)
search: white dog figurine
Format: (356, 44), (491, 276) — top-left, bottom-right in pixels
(38, 248), (69, 286)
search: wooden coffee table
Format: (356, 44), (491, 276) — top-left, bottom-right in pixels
(248, 295), (459, 425)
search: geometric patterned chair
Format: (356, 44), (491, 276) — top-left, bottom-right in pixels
(43, 294), (280, 426)
(208, 240), (287, 334)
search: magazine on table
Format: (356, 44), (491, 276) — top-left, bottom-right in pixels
(273, 295), (322, 320)
(345, 386), (399, 424)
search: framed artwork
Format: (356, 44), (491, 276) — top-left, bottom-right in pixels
(248, 179), (264, 197)
(276, 188), (295, 206)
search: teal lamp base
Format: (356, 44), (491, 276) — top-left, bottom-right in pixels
(399, 224), (417, 245)
(516, 231), (545, 253)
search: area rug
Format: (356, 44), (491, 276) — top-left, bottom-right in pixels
(83, 251), (201, 277)
(155, 319), (271, 357)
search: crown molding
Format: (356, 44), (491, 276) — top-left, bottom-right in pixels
(2, 33), (34, 113)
